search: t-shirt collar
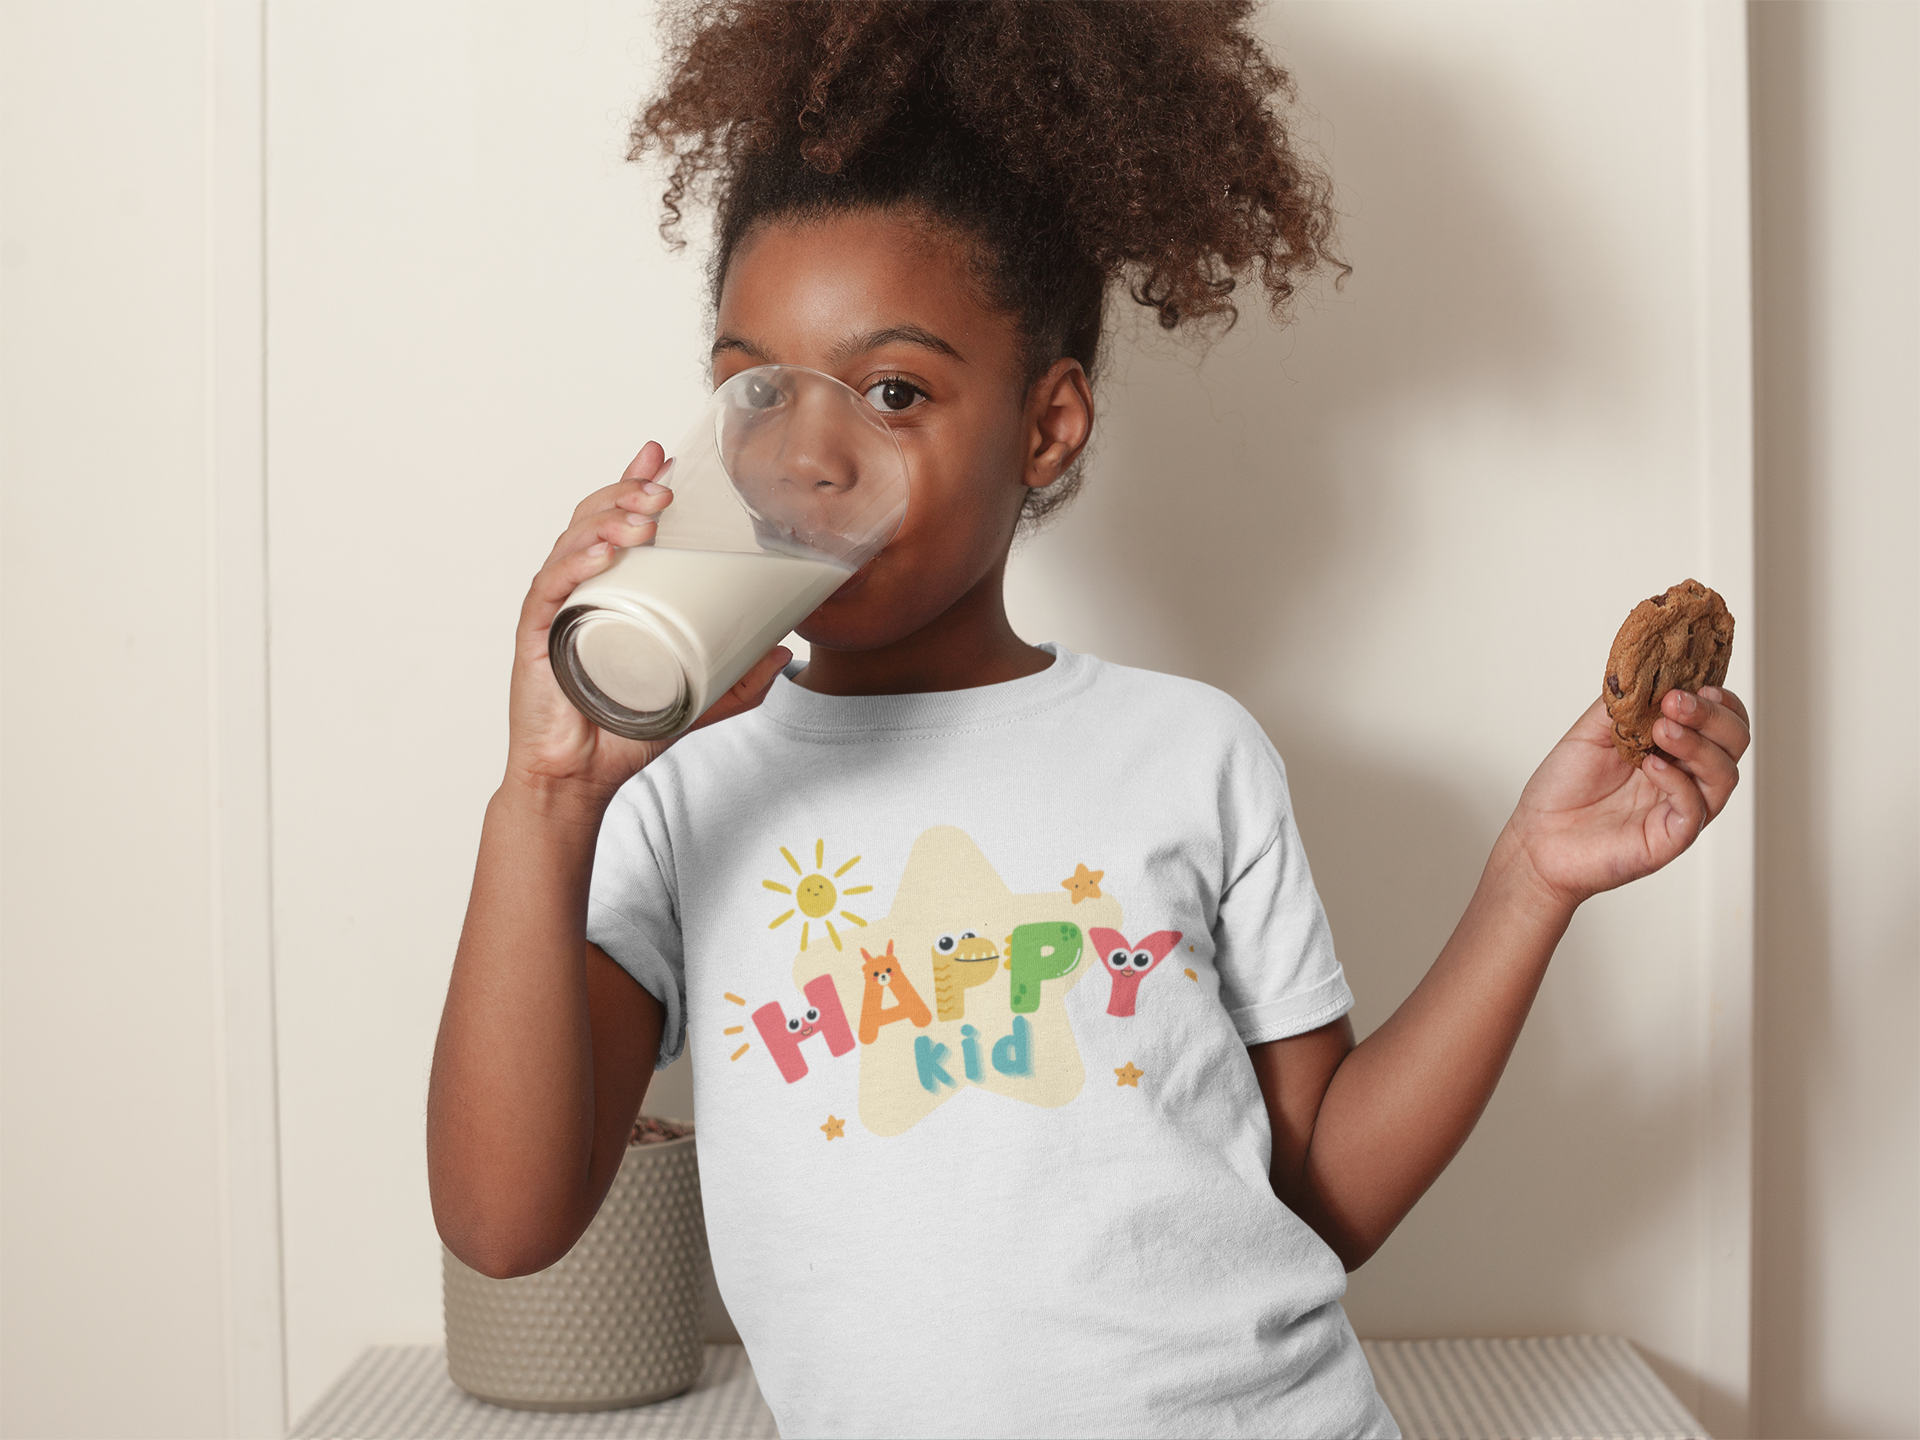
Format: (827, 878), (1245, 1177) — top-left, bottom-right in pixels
(757, 641), (1092, 739)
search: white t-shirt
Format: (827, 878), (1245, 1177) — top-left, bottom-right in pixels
(588, 644), (1398, 1439)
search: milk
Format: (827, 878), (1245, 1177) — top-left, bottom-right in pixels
(558, 544), (851, 733)
(549, 365), (908, 739)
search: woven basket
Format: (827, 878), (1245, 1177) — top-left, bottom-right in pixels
(442, 1126), (709, 1411)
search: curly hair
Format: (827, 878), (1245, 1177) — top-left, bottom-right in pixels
(630, 0), (1345, 525)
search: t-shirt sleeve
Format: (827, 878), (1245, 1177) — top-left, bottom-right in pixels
(585, 779), (687, 1070)
(1210, 722), (1353, 1046)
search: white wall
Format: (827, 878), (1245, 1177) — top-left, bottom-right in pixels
(1750, 5), (1920, 1437)
(261, 2), (705, 1420)
(3, 3), (1914, 1438)
(2, 5), (238, 1438)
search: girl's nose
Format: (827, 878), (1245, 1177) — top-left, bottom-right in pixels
(769, 386), (860, 492)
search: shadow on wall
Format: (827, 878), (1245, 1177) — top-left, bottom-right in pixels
(1006, 7), (1720, 1405)
(1749, 7), (1841, 1438)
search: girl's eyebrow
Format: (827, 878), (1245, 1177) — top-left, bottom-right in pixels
(710, 334), (773, 361)
(710, 325), (965, 365)
(829, 325), (965, 364)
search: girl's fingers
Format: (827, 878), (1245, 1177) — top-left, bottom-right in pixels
(1639, 749), (1708, 850)
(520, 504), (664, 636)
(620, 441), (667, 483)
(573, 502), (658, 553)
(520, 538), (615, 633)
(525, 457), (676, 645)
(1696, 685), (1751, 740)
(1651, 714), (1740, 820)
(1700, 684), (1749, 726)
(548, 486), (672, 565)
(620, 480), (674, 518)
(565, 443), (672, 528)
(1661, 686), (1750, 762)
(564, 476), (673, 534)
(691, 646), (794, 730)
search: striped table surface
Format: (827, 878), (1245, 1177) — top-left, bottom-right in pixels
(293, 1335), (1706, 1439)
(1362, 1336), (1708, 1440)
(291, 1344), (778, 1440)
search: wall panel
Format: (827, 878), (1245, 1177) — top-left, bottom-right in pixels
(1, 4), (235, 1436)
(262, 1), (1754, 1425)
(1751, 5), (1920, 1436)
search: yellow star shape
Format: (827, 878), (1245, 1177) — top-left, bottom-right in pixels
(1114, 1061), (1143, 1088)
(1062, 862), (1104, 904)
(820, 1114), (845, 1140)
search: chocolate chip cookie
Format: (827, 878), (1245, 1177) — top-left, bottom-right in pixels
(1603, 579), (1735, 762)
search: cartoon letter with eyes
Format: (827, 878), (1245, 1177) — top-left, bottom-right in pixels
(857, 939), (932, 1044)
(929, 929), (1000, 1022)
(1088, 928), (1183, 1019)
(752, 973), (856, 1083)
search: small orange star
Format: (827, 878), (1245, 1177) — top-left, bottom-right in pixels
(1114, 1061), (1143, 1088)
(820, 1115), (845, 1140)
(1062, 863), (1104, 904)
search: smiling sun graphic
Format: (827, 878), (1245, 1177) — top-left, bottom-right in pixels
(764, 839), (873, 951)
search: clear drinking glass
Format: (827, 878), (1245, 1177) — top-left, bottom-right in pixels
(549, 365), (911, 740)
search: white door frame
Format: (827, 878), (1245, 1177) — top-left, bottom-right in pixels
(1690, 5), (1756, 1436)
(207, 1), (287, 1435)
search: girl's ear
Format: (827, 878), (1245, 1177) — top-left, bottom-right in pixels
(1022, 358), (1094, 490)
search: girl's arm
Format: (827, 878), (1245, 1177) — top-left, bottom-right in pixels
(1250, 684), (1751, 1270)
(429, 776), (661, 1277)
(426, 442), (786, 1278)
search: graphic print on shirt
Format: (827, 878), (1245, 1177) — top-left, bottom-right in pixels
(749, 972), (856, 1083)
(929, 929), (1001, 1019)
(761, 838), (874, 952)
(856, 940), (933, 1043)
(773, 825), (1123, 1136)
(1060, 862), (1104, 904)
(1089, 928), (1184, 1017)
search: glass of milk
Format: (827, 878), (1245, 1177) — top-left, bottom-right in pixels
(548, 365), (910, 740)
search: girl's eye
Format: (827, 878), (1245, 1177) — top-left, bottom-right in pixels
(1131, 951), (1154, 970)
(863, 377), (925, 413)
(743, 375), (786, 410)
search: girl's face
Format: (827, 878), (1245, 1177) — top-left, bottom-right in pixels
(711, 209), (1090, 652)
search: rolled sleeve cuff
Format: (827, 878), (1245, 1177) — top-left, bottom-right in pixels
(586, 898), (686, 1070)
(1227, 970), (1354, 1047)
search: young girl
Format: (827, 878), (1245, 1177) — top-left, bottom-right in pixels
(427, 4), (1750, 1436)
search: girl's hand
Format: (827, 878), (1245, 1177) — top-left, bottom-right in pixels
(1505, 685), (1751, 912)
(502, 442), (790, 803)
